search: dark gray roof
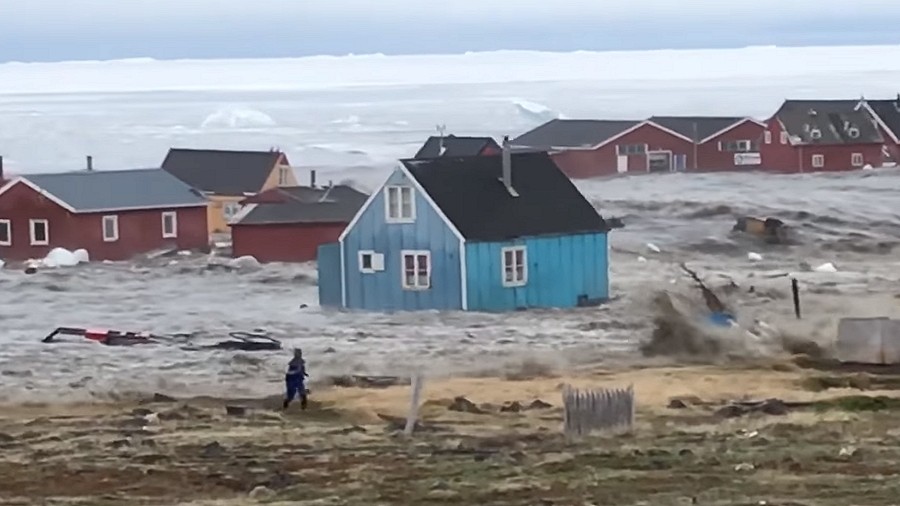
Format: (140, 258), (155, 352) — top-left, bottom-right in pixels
(21, 168), (207, 213)
(648, 116), (750, 142)
(233, 185), (368, 225)
(161, 148), (286, 196)
(863, 98), (900, 142)
(403, 153), (608, 241)
(511, 119), (640, 150)
(413, 135), (500, 158)
(774, 100), (883, 145)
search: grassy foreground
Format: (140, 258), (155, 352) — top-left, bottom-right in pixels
(2, 362), (900, 505)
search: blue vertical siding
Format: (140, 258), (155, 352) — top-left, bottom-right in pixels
(316, 242), (342, 307)
(341, 168), (462, 311)
(465, 232), (609, 312)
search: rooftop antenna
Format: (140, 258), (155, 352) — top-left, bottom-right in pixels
(436, 124), (447, 156)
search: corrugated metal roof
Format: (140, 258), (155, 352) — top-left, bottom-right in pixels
(413, 136), (500, 158)
(234, 185), (368, 225)
(22, 168), (207, 213)
(511, 119), (640, 150)
(403, 152), (608, 241)
(648, 116), (750, 142)
(161, 148), (285, 196)
(774, 100), (883, 145)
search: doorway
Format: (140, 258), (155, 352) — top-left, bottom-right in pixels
(647, 151), (672, 173)
(616, 155), (628, 173)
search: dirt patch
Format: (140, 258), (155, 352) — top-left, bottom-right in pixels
(4, 366), (900, 505)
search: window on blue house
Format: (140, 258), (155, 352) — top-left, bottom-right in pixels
(385, 186), (415, 222)
(502, 246), (527, 287)
(401, 250), (430, 290)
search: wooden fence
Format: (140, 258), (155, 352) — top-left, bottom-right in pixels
(563, 384), (635, 439)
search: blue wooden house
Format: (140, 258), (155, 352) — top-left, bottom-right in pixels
(317, 138), (611, 312)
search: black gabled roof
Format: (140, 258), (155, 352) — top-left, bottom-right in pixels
(511, 119), (640, 150)
(648, 116), (751, 142)
(863, 98), (900, 142)
(402, 152), (608, 242)
(773, 100), (883, 145)
(414, 135), (500, 159)
(161, 148), (287, 196)
(234, 185), (368, 225)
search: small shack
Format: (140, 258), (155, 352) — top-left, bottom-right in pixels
(230, 182), (368, 263)
(836, 317), (900, 365)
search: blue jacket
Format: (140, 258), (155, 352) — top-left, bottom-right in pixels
(286, 357), (308, 381)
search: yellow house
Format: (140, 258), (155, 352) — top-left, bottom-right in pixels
(161, 148), (298, 236)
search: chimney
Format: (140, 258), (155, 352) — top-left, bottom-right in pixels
(86, 155), (93, 171)
(501, 136), (518, 197)
(0, 155), (4, 181)
(310, 169), (317, 188)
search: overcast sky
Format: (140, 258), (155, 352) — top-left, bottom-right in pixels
(2, 0), (900, 62)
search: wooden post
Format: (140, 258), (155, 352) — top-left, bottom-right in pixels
(404, 375), (423, 436)
(791, 278), (801, 319)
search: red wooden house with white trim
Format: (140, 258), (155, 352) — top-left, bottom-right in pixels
(649, 116), (766, 171)
(760, 100), (884, 173)
(0, 167), (209, 262)
(511, 119), (695, 178)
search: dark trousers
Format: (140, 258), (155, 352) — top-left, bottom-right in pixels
(283, 375), (307, 410)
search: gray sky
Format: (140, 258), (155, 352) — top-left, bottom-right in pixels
(2, 0), (899, 62)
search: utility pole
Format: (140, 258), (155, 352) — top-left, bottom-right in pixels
(692, 121), (698, 171)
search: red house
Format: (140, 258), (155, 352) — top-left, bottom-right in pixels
(760, 100), (885, 173)
(511, 119), (695, 178)
(855, 96), (900, 163)
(230, 179), (368, 263)
(413, 135), (501, 158)
(649, 116), (766, 171)
(0, 168), (209, 262)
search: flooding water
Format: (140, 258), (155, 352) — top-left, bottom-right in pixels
(3, 48), (900, 401)
(3, 168), (900, 402)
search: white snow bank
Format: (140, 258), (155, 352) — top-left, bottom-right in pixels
(206, 255), (262, 271)
(229, 255), (262, 270)
(748, 252), (763, 262)
(41, 247), (90, 268)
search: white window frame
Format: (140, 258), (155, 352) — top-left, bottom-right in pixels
(278, 167), (289, 186)
(223, 202), (241, 220)
(0, 219), (10, 246)
(358, 250), (384, 273)
(851, 152), (864, 167)
(400, 250), (431, 290)
(812, 154), (825, 168)
(501, 246), (528, 287)
(764, 131), (772, 144)
(384, 185), (415, 223)
(617, 144), (647, 156)
(29, 219), (49, 246)
(101, 215), (119, 242)
(780, 131), (788, 144)
(161, 211), (178, 239)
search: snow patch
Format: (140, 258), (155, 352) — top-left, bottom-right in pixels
(41, 247), (90, 268)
